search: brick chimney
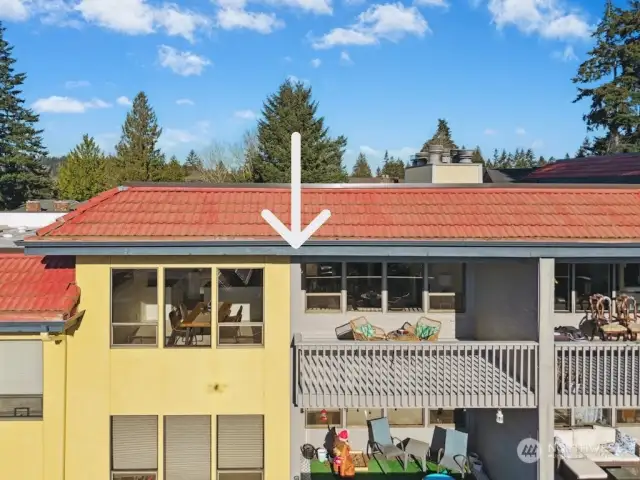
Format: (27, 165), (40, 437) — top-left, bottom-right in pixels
(25, 200), (41, 212)
(53, 200), (71, 212)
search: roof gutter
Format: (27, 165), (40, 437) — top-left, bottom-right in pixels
(19, 239), (640, 258)
(0, 310), (85, 334)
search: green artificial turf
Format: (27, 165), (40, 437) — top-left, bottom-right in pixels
(310, 458), (457, 478)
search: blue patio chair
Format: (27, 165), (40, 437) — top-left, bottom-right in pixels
(366, 417), (408, 472)
(436, 429), (471, 478)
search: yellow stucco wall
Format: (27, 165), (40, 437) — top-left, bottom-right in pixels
(1, 256), (291, 480)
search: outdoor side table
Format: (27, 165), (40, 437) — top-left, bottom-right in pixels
(405, 438), (430, 472)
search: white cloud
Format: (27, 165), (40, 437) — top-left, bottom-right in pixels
(0, 0), (30, 21)
(310, 58), (321, 68)
(65, 80), (91, 89)
(266, 0), (332, 14)
(158, 45), (211, 76)
(74, 0), (211, 42)
(485, 0), (592, 40)
(116, 96), (132, 106)
(283, 55), (293, 62)
(340, 50), (353, 65)
(515, 127), (526, 135)
(484, 128), (498, 135)
(531, 139), (544, 149)
(160, 121), (211, 149)
(234, 109), (257, 120)
(216, 7), (284, 33)
(414, 0), (448, 8)
(312, 3), (429, 49)
(287, 74), (310, 85)
(359, 145), (416, 159)
(32, 95), (112, 114)
(552, 44), (578, 62)
(176, 98), (195, 106)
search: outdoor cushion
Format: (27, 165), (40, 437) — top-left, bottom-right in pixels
(592, 425), (616, 445)
(561, 458), (607, 479)
(555, 429), (575, 454)
(416, 323), (438, 340)
(573, 428), (598, 451)
(583, 449), (639, 465)
(357, 323), (375, 338)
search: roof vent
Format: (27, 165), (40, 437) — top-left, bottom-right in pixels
(458, 149), (474, 164)
(428, 144), (444, 164)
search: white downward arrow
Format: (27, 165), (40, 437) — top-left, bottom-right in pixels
(261, 132), (331, 249)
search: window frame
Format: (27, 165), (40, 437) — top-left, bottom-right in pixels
(304, 408), (343, 428)
(110, 268), (160, 348)
(616, 409), (640, 425)
(344, 408), (385, 428)
(216, 268), (265, 348)
(216, 414), (264, 480)
(0, 394), (43, 419)
(303, 408), (467, 429)
(110, 415), (158, 479)
(301, 261), (466, 314)
(553, 408), (614, 428)
(554, 263), (617, 314)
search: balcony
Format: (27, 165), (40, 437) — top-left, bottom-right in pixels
(555, 342), (640, 408)
(293, 335), (538, 409)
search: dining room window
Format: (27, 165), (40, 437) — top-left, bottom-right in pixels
(346, 263), (382, 312)
(217, 269), (264, 346)
(111, 269), (159, 347)
(164, 268), (212, 347)
(427, 263), (465, 313)
(387, 263), (424, 312)
(554, 263), (615, 313)
(304, 262), (342, 312)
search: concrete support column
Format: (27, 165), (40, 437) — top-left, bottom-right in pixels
(538, 258), (555, 480)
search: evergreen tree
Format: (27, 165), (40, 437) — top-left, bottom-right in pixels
(573, 0), (640, 153)
(471, 146), (484, 164)
(155, 155), (186, 182)
(575, 137), (593, 157)
(57, 134), (107, 201)
(375, 166), (381, 177)
(0, 24), (52, 210)
(114, 91), (165, 182)
(250, 80), (348, 183)
(564, 153), (571, 159)
(185, 149), (202, 170)
(380, 155), (405, 179)
(421, 119), (458, 152)
(351, 152), (372, 177)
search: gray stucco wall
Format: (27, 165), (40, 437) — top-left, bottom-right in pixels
(468, 409), (538, 480)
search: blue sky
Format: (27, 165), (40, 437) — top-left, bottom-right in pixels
(1, 0), (604, 170)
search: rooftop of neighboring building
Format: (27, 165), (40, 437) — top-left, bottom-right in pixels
(11, 199), (81, 213)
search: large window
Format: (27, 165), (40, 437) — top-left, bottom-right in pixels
(347, 263), (382, 312)
(217, 415), (263, 480)
(387, 408), (424, 427)
(0, 341), (43, 419)
(217, 269), (264, 346)
(387, 263), (424, 312)
(305, 408), (342, 428)
(554, 263), (615, 313)
(617, 409), (640, 425)
(345, 408), (384, 427)
(164, 416), (211, 480)
(304, 262), (342, 312)
(302, 262), (465, 313)
(111, 269), (159, 346)
(428, 409), (455, 426)
(553, 408), (613, 427)
(164, 268), (212, 347)
(111, 415), (158, 480)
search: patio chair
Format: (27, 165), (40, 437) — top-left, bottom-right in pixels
(403, 317), (442, 342)
(366, 417), (408, 472)
(436, 428), (471, 478)
(350, 316), (386, 341)
(616, 295), (640, 341)
(589, 294), (626, 341)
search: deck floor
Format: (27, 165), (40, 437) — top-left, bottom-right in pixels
(297, 349), (536, 408)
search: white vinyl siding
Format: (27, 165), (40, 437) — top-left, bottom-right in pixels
(111, 416), (158, 473)
(217, 415), (263, 476)
(0, 341), (42, 395)
(164, 415), (211, 480)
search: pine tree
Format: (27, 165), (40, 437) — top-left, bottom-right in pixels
(57, 134), (107, 201)
(564, 153), (571, 159)
(0, 24), (52, 210)
(185, 149), (202, 170)
(380, 155), (405, 179)
(351, 152), (372, 177)
(155, 155), (186, 182)
(573, 0), (640, 154)
(250, 80), (348, 183)
(471, 146), (484, 164)
(114, 91), (165, 182)
(421, 119), (458, 153)
(575, 137), (593, 157)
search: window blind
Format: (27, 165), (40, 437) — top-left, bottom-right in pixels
(111, 415), (158, 471)
(0, 341), (43, 395)
(164, 415), (211, 480)
(217, 415), (263, 470)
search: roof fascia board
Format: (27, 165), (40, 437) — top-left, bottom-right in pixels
(21, 241), (640, 258)
(0, 321), (65, 333)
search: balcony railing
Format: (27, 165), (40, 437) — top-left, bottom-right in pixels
(555, 342), (640, 408)
(293, 334), (539, 409)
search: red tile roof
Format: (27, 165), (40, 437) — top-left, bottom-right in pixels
(525, 154), (640, 180)
(24, 184), (640, 242)
(0, 254), (80, 322)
